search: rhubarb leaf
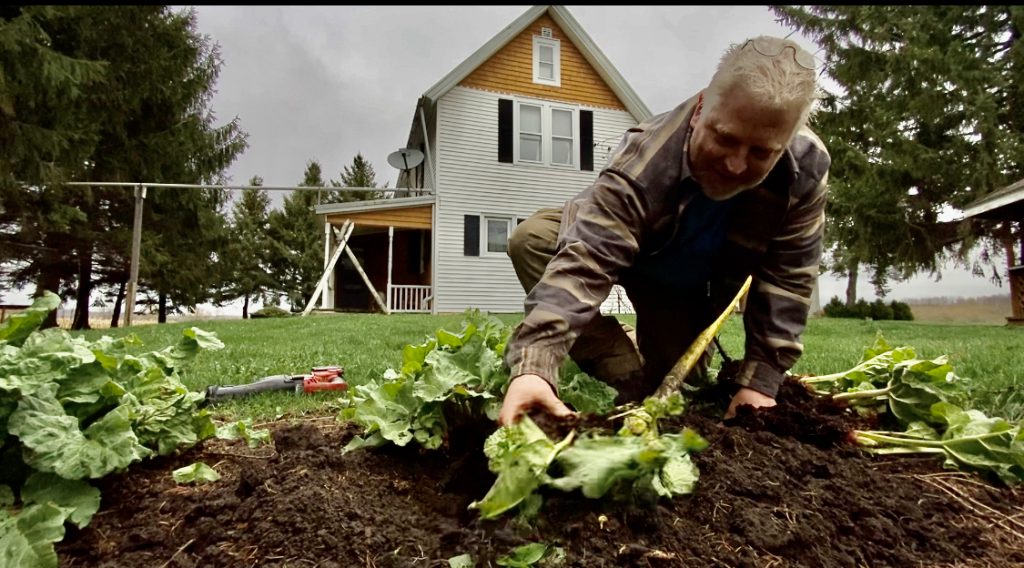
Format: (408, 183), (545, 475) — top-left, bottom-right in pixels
(469, 415), (574, 519)
(172, 462), (221, 485)
(9, 385), (151, 479)
(0, 502), (68, 568)
(21, 473), (100, 529)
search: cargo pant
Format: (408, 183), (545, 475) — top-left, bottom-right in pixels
(508, 207), (713, 404)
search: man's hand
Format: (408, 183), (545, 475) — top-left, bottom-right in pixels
(498, 374), (574, 426)
(724, 386), (776, 419)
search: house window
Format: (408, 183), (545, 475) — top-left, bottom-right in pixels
(533, 36), (560, 87)
(498, 99), (593, 170)
(519, 104), (542, 163)
(513, 100), (578, 168)
(551, 108), (573, 166)
(484, 216), (512, 254)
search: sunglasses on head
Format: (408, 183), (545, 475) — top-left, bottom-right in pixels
(741, 37), (822, 71)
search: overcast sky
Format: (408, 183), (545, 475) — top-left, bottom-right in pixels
(179, 4), (1007, 302)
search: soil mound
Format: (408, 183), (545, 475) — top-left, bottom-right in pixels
(58, 379), (1024, 567)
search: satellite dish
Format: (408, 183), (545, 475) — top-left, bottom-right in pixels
(387, 148), (424, 171)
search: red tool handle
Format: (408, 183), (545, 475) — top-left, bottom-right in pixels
(302, 366), (347, 393)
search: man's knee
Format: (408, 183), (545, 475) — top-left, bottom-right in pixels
(506, 219), (535, 266)
(508, 208), (561, 291)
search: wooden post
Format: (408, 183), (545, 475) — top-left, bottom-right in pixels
(322, 221), (332, 310)
(125, 184), (146, 326)
(386, 226), (394, 312)
(1009, 264), (1024, 323)
(302, 220), (354, 316)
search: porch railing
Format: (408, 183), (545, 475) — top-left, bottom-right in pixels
(389, 285), (432, 313)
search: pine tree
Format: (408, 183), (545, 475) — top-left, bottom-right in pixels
(218, 176), (274, 318)
(266, 161), (329, 311)
(0, 6), (106, 189)
(0, 7), (107, 324)
(1, 7), (248, 326)
(329, 152), (389, 202)
(774, 6), (1024, 299)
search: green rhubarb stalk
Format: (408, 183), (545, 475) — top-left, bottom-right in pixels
(853, 430), (946, 450)
(798, 339), (916, 392)
(853, 411), (1024, 485)
(831, 387), (893, 402)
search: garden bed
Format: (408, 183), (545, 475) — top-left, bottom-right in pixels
(58, 379), (1024, 568)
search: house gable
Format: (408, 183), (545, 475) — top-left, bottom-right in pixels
(460, 14), (626, 111)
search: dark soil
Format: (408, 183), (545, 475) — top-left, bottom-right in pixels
(58, 378), (1024, 568)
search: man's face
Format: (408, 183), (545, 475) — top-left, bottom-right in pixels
(687, 87), (802, 201)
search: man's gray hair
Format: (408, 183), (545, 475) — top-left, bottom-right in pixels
(704, 35), (820, 129)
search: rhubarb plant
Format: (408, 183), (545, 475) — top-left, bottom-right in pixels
(341, 311), (620, 452)
(470, 392), (707, 519)
(0, 292), (223, 568)
(803, 333), (1023, 484)
(341, 312), (709, 518)
(799, 333), (967, 427)
(854, 402), (1024, 484)
(341, 310), (512, 451)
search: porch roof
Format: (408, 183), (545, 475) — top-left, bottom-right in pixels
(314, 195), (435, 216)
(962, 178), (1024, 222)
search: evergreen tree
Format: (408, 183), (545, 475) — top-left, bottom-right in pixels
(1, 7), (247, 327)
(219, 175), (274, 318)
(329, 152), (389, 202)
(774, 6), (1024, 299)
(0, 6), (107, 324)
(267, 161), (328, 311)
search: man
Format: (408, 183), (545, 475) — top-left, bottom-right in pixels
(498, 35), (830, 426)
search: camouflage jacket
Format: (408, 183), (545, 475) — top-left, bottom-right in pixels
(505, 95), (831, 398)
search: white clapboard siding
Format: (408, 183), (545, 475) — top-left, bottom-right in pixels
(600, 285), (635, 314)
(433, 86), (639, 313)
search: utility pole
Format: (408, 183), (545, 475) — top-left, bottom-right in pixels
(125, 184), (146, 325)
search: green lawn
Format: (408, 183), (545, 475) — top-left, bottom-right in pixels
(77, 312), (1024, 422)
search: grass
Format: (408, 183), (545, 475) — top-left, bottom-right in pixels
(75, 311), (1024, 422)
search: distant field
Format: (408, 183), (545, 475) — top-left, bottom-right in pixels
(54, 308), (238, 330)
(906, 296), (1013, 324)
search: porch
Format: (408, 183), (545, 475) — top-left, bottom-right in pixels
(315, 195), (435, 314)
(963, 177), (1024, 326)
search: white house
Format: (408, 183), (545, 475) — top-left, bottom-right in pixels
(314, 5), (651, 314)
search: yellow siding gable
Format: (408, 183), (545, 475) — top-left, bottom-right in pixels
(459, 14), (626, 110)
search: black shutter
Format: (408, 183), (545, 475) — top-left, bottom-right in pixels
(463, 215), (480, 256)
(498, 99), (513, 163)
(517, 217), (527, 225)
(580, 110), (594, 171)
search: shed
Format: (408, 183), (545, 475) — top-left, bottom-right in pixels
(962, 178), (1024, 325)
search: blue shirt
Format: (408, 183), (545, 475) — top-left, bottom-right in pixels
(629, 187), (737, 295)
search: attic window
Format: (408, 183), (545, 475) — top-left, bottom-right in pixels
(532, 35), (560, 87)
(540, 27), (552, 38)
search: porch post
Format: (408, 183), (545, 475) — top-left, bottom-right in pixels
(419, 106), (438, 315)
(386, 226), (394, 312)
(322, 221), (332, 309)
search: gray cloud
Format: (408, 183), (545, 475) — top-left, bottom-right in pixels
(193, 5), (817, 187)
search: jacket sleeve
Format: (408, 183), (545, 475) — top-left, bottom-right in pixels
(735, 139), (830, 398)
(504, 170), (650, 390)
